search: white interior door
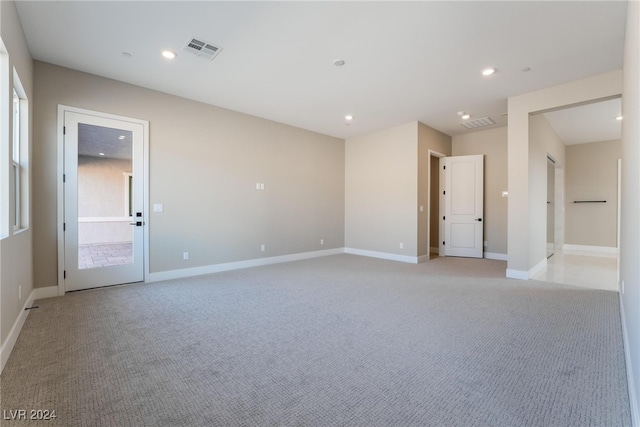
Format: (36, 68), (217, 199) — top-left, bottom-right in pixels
(440, 155), (484, 258)
(63, 111), (145, 291)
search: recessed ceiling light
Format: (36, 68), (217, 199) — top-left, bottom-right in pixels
(118, 135), (126, 140)
(162, 50), (177, 59)
(461, 113), (471, 120)
(99, 152), (105, 156)
(345, 115), (354, 121)
(481, 67), (496, 76)
(333, 59), (346, 67)
(122, 52), (132, 58)
(616, 115), (623, 121)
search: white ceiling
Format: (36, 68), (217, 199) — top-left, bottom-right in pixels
(543, 98), (622, 145)
(15, 1), (627, 140)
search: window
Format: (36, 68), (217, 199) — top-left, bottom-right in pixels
(12, 70), (28, 232)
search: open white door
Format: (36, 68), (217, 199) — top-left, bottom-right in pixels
(440, 155), (484, 258)
(63, 110), (146, 291)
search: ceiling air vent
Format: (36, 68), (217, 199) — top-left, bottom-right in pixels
(183, 37), (222, 61)
(460, 117), (496, 129)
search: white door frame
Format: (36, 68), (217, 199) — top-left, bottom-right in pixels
(57, 105), (150, 295)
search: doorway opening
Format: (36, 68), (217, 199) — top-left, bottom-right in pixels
(547, 155), (556, 258)
(427, 150), (446, 260)
(429, 154), (440, 259)
(530, 96), (621, 291)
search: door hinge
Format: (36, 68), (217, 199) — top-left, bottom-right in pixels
(63, 174), (66, 183)
(63, 222), (66, 231)
(64, 270), (66, 279)
(443, 165), (446, 170)
(63, 126), (66, 135)
(443, 190), (446, 195)
(443, 216), (445, 220)
(443, 241), (445, 246)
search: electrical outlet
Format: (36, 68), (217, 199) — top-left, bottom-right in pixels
(320, 239), (324, 245)
(261, 244), (266, 252)
(183, 252), (189, 260)
(483, 241), (488, 247)
(399, 242), (404, 249)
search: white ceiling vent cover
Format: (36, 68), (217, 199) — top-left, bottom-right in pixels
(460, 117), (496, 129)
(183, 37), (222, 61)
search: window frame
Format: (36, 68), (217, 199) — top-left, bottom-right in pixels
(11, 68), (29, 234)
(12, 88), (20, 231)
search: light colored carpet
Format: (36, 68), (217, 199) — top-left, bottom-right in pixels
(0, 254), (631, 426)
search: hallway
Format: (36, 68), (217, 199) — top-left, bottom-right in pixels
(532, 250), (618, 292)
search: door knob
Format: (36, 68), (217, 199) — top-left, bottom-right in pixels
(476, 218), (482, 222)
(129, 221), (144, 226)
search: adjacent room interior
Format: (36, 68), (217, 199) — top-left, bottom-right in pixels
(1, 1), (639, 426)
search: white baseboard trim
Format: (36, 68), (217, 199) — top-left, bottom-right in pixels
(344, 248), (418, 264)
(506, 258), (547, 280)
(0, 286), (61, 374)
(1, 288), (38, 374)
(529, 257), (547, 278)
(620, 294), (640, 427)
(147, 248), (345, 283)
(33, 286), (60, 300)
(484, 252), (507, 261)
(417, 254), (430, 263)
(506, 269), (529, 280)
(562, 244), (619, 258)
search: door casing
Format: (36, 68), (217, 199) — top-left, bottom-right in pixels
(57, 105), (149, 295)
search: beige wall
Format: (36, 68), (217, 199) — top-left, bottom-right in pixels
(620, 1), (640, 418)
(506, 70), (622, 277)
(452, 126), (508, 256)
(345, 121), (451, 259)
(345, 122), (418, 256)
(33, 61), (345, 285)
(565, 139), (621, 247)
(417, 122), (452, 258)
(0, 0), (34, 354)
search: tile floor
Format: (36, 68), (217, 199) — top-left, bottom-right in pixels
(531, 250), (619, 292)
(78, 242), (133, 270)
